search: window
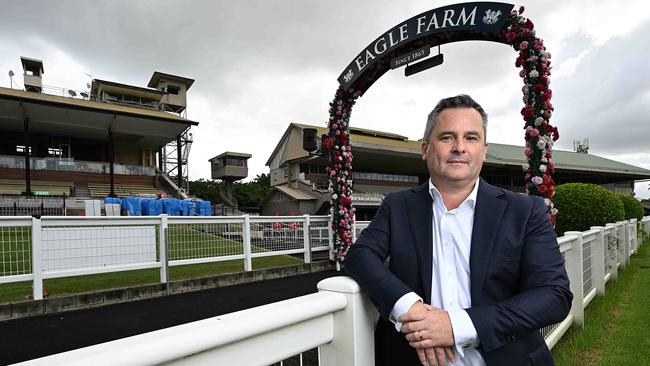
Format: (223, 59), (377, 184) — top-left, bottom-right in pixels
(48, 147), (63, 156)
(16, 145), (31, 155)
(167, 85), (180, 95)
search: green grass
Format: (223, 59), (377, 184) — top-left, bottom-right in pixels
(552, 238), (650, 365)
(0, 224), (306, 303)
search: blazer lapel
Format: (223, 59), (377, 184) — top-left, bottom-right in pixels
(470, 179), (507, 302)
(405, 183), (433, 304)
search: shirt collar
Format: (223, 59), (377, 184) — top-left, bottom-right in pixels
(428, 178), (480, 209)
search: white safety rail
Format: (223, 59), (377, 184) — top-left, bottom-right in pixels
(14, 276), (378, 366)
(16, 217), (649, 366)
(6, 216), (650, 366)
(0, 214), (336, 300)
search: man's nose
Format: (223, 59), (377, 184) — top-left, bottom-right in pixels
(451, 139), (466, 153)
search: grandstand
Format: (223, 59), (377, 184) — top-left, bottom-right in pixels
(0, 57), (199, 215)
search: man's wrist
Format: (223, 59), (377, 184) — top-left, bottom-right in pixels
(390, 292), (422, 331)
(448, 309), (480, 356)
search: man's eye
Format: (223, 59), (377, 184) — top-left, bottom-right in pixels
(441, 136), (453, 141)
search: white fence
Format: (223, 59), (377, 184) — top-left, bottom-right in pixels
(0, 215), (334, 300)
(8, 216), (650, 366)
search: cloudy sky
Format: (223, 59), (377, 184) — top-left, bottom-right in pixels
(1, 0), (649, 197)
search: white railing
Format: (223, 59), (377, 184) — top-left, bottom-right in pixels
(12, 276), (378, 366)
(0, 214), (335, 299)
(8, 216), (650, 365)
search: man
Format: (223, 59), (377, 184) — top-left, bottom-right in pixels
(345, 95), (572, 366)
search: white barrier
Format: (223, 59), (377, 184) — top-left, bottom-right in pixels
(12, 276), (377, 366)
(0, 214), (335, 300)
(4, 216), (650, 365)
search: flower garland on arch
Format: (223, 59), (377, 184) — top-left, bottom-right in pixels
(503, 6), (559, 225)
(325, 5), (560, 262)
(323, 87), (360, 262)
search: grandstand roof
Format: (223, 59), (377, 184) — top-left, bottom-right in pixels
(0, 86), (198, 148)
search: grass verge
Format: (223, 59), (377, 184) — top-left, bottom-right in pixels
(551, 239), (650, 365)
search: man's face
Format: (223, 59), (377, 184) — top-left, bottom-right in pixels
(421, 107), (488, 187)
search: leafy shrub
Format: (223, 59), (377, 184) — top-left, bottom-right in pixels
(553, 183), (624, 235)
(618, 194), (644, 221)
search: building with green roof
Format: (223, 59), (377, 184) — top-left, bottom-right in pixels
(263, 123), (650, 219)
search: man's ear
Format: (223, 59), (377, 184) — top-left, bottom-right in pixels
(421, 143), (428, 161)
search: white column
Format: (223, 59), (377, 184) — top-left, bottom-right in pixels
(590, 226), (605, 296)
(159, 214), (168, 283)
(243, 214), (252, 271)
(32, 217), (43, 300)
(620, 221), (630, 268)
(605, 224), (618, 282)
(564, 231), (584, 327)
(630, 218), (638, 254)
(303, 214), (311, 264)
(318, 276), (378, 366)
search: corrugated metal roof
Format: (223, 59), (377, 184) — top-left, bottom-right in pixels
(293, 123), (650, 176)
(275, 185), (318, 200)
(0, 86), (197, 124)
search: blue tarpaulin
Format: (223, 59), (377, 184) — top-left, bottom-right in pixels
(122, 197), (143, 216)
(161, 198), (182, 216)
(180, 200), (195, 216)
(103, 197), (121, 205)
(142, 199), (163, 216)
(196, 201), (211, 216)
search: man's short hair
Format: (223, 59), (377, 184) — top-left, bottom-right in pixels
(423, 94), (488, 143)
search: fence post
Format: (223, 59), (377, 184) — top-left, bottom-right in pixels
(328, 214), (334, 261)
(620, 221), (630, 268)
(303, 214), (311, 264)
(318, 276), (377, 366)
(590, 226), (605, 296)
(630, 218), (639, 254)
(605, 224), (618, 282)
(243, 214), (252, 271)
(31, 216), (43, 301)
(564, 231), (584, 327)
(159, 214), (169, 284)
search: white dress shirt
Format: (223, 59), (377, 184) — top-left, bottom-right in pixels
(390, 179), (485, 365)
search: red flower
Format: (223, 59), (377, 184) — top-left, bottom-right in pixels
(521, 106), (535, 118)
(322, 136), (335, 152)
(340, 132), (347, 146)
(533, 83), (545, 93)
(525, 19), (534, 29)
(506, 32), (517, 43)
(538, 184), (548, 194)
(523, 29), (532, 38)
(519, 5), (525, 14)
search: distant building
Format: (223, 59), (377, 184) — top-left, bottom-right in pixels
(209, 152), (252, 209)
(262, 123), (650, 219)
(0, 56), (198, 214)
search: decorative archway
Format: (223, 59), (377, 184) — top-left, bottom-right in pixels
(324, 3), (559, 261)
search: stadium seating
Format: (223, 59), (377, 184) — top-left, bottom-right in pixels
(87, 183), (161, 198)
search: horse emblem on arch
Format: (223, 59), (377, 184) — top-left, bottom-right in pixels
(482, 9), (502, 25)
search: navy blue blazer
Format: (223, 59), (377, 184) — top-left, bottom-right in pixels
(345, 179), (572, 365)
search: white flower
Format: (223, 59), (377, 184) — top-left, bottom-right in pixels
(522, 163), (530, 171)
(540, 165), (547, 173)
(541, 157), (548, 163)
(537, 140), (546, 149)
(529, 70), (539, 78)
(535, 117), (544, 126)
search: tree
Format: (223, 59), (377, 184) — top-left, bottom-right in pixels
(232, 173), (270, 208)
(188, 179), (221, 204)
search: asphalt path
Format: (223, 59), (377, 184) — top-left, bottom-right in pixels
(0, 270), (340, 365)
